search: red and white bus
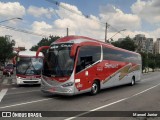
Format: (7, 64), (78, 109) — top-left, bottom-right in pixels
(15, 51), (43, 85)
(36, 36), (142, 95)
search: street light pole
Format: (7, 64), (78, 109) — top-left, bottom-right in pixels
(105, 22), (110, 43)
(107, 29), (126, 43)
(0, 17), (23, 23)
(67, 27), (69, 36)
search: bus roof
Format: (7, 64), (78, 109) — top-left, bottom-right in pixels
(18, 51), (43, 57)
(54, 36), (113, 46)
(53, 35), (139, 55)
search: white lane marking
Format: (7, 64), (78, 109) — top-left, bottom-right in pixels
(6, 90), (39, 95)
(131, 83), (160, 97)
(0, 98), (52, 109)
(65, 98), (127, 120)
(0, 88), (8, 102)
(65, 82), (160, 120)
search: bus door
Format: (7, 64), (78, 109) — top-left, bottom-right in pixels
(75, 45), (101, 91)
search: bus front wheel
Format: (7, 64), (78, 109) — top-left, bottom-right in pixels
(90, 81), (100, 95)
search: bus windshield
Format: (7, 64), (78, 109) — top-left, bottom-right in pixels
(16, 57), (43, 75)
(42, 43), (74, 77)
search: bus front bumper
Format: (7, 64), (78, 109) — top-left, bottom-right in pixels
(41, 81), (74, 96)
(16, 77), (41, 85)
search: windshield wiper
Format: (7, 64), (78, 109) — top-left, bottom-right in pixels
(30, 61), (39, 75)
(23, 62), (31, 75)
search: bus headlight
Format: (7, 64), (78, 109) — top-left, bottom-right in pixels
(62, 82), (74, 87)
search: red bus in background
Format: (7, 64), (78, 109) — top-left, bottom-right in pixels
(15, 51), (43, 86)
(36, 36), (142, 95)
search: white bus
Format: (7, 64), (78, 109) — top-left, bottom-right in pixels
(15, 51), (43, 85)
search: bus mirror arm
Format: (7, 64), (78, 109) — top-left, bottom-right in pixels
(36, 46), (50, 58)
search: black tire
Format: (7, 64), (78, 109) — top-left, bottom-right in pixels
(90, 81), (100, 95)
(130, 77), (135, 86)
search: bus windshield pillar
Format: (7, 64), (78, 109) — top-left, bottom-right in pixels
(36, 46), (50, 57)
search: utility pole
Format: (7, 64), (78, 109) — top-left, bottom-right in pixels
(67, 27), (69, 36)
(105, 22), (108, 43)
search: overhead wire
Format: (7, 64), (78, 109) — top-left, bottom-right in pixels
(45, 0), (105, 26)
(45, 0), (126, 37)
(0, 0), (126, 39)
(0, 24), (47, 37)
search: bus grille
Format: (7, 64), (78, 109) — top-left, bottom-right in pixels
(45, 79), (60, 86)
(23, 81), (39, 83)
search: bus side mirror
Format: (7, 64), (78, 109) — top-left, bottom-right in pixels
(70, 44), (78, 57)
(36, 46), (50, 58)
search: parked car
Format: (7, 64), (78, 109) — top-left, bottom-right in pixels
(3, 64), (14, 76)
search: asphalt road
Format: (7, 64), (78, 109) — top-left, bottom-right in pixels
(0, 72), (160, 120)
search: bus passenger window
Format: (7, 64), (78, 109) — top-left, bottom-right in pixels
(76, 46), (101, 73)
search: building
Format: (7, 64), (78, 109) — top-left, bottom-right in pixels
(134, 34), (146, 52)
(146, 38), (154, 53)
(154, 38), (160, 54)
(134, 34), (153, 53)
(13, 46), (26, 53)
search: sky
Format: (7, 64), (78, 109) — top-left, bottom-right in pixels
(0, 0), (160, 49)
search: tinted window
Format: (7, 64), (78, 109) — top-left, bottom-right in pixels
(103, 47), (141, 64)
(16, 57), (43, 75)
(76, 46), (101, 73)
(43, 43), (74, 77)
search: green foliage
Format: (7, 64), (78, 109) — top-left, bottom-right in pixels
(30, 35), (60, 51)
(139, 52), (160, 72)
(155, 54), (160, 68)
(111, 36), (137, 51)
(148, 60), (156, 71)
(139, 52), (147, 72)
(111, 36), (160, 72)
(0, 36), (15, 64)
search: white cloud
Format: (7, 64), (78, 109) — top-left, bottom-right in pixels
(150, 28), (160, 39)
(32, 21), (52, 33)
(1, 1), (160, 50)
(0, 27), (42, 50)
(57, 2), (83, 18)
(27, 6), (55, 18)
(116, 29), (160, 42)
(0, 2), (25, 20)
(131, 0), (160, 24)
(31, 21), (70, 38)
(99, 5), (141, 31)
(30, 2), (142, 43)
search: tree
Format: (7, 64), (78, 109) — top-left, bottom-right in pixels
(0, 36), (15, 64)
(148, 60), (156, 72)
(139, 52), (147, 72)
(111, 36), (137, 51)
(155, 54), (160, 69)
(30, 35), (60, 51)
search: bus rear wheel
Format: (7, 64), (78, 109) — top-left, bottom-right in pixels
(90, 81), (100, 95)
(130, 77), (135, 86)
